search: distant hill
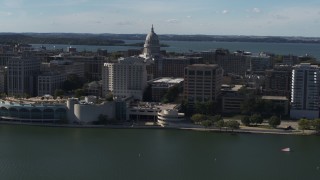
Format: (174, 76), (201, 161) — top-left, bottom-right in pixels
(0, 33), (320, 45)
(0, 33), (125, 46)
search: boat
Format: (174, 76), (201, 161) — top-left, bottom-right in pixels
(281, 147), (290, 152)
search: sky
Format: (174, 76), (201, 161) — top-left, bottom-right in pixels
(1, 0), (320, 37)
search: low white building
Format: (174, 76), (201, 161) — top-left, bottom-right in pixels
(157, 109), (185, 125)
(67, 98), (115, 124)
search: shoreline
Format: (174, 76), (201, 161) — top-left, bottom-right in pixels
(0, 121), (315, 136)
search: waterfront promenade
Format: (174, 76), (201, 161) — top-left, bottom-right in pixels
(0, 119), (315, 135)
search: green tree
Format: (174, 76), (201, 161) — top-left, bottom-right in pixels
(191, 114), (207, 124)
(195, 101), (206, 114)
(180, 100), (189, 116)
(105, 92), (113, 101)
(162, 85), (181, 103)
(268, 115), (281, 128)
(250, 114), (263, 125)
(241, 115), (251, 126)
(240, 98), (256, 115)
(225, 120), (240, 132)
(311, 119), (320, 133)
(62, 74), (84, 91)
(54, 89), (65, 98)
(204, 101), (215, 115)
(298, 118), (311, 133)
(215, 120), (225, 131)
(74, 89), (85, 98)
(195, 101), (215, 115)
(201, 120), (212, 128)
(210, 115), (223, 123)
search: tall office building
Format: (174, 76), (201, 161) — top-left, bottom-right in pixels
(7, 56), (40, 96)
(102, 57), (147, 100)
(290, 63), (320, 119)
(184, 64), (223, 108)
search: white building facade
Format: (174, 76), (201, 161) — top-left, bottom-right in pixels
(102, 57), (147, 100)
(290, 63), (320, 119)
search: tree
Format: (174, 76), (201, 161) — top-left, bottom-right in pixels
(194, 101), (215, 115)
(268, 115), (281, 128)
(311, 119), (320, 133)
(210, 115), (223, 123)
(241, 115), (251, 126)
(74, 89), (85, 98)
(195, 101), (206, 114)
(105, 92), (113, 101)
(225, 120), (240, 132)
(215, 120), (225, 131)
(240, 98), (256, 115)
(54, 89), (65, 98)
(201, 120), (212, 128)
(250, 114), (263, 125)
(204, 101), (215, 115)
(62, 74), (84, 91)
(191, 114), (207, 124)
(298, 119), (311, 133)
(162, 85), (181, 103)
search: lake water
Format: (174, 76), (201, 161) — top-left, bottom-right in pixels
(32, 40), (320, 59)
(0, 125), (319, 180)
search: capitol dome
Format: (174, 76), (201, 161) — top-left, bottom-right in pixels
(142, 25), (160, 58)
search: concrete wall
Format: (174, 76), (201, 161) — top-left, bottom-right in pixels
(73, 102), (115, 124)
(290, 109), (319, 120)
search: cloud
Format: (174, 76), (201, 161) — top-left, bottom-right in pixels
(186, 15), (192, 19)
(166, 19), (180, 23)
(273, 14), (289, 20)
(252, 8), (261, 13)
(0, 11), (13, 16)
(2, 0), (24, 8)
(222, 10), (229, 14)
(115, 21), (134, 26)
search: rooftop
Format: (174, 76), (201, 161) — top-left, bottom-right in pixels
(150, 77), (184, 84)
(261, 96), (288, 101)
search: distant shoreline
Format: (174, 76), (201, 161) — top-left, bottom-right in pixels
(1, 33), (320, 46)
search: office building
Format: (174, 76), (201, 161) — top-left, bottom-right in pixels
(264, 65), (292, 97)
(38, 72), (66, 96)
(7, 56), (40, 96)
(184, 64), (223, 108)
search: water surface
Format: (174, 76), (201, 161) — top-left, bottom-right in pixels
(0, 125), (319, 180)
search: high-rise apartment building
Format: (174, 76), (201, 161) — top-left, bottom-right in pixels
(290, 63), (320, 119)
(184, 64), (223, 108)
(102, 57), (147, 100)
